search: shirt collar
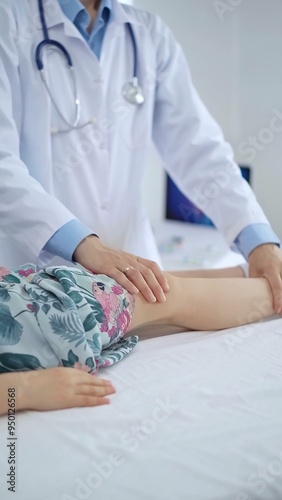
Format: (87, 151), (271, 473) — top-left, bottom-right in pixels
(58, 0), (112, 25)
(49, 0), (141, 31)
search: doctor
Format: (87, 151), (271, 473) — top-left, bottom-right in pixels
(0, 0), (282, 311)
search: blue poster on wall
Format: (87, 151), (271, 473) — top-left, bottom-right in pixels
(166, 166), (251, 227)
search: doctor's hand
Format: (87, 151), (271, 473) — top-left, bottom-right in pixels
(248, 244), (282, 314)
(73, 235), (169, 303)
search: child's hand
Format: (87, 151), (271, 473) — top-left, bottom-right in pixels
(18, 367), (115, 412)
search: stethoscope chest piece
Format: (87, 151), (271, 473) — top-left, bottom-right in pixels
(123, 78), (145, 106)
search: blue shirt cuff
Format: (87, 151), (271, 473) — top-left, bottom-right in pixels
(43, 220), (94, 262)
(234, 224), (281, 260)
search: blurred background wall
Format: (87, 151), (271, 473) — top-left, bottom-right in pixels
(127, 0), (282, 240)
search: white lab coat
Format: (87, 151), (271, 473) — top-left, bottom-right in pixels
(0, 0), (269, 268)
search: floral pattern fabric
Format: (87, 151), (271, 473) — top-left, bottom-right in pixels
(0, 265), (138, 375)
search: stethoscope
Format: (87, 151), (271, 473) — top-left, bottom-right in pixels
(35, 0), (145, 134)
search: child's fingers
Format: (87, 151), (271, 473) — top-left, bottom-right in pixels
(78, 384), (116, 397)
(75, 395), (111, 408)
(69, 369), (115, 389)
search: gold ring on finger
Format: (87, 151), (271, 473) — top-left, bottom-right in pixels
(123, 266), (134, 275)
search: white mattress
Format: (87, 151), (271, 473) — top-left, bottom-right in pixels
(1, 318), (282, 500)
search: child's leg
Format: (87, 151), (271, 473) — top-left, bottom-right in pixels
(127, 274), (274, 333)
(168, 265), (245, 279)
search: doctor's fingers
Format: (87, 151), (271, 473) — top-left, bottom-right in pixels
(136, 257), (170, 293)
(113, 265), (167, 304)
(264, 271), (282, 314)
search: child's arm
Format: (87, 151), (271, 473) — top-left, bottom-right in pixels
(0, 368), (115, 415)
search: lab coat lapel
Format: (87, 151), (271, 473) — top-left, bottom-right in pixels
(101, 0), (143, 61)
(36, 0), (87, 42)
(111, 0), (142, 26)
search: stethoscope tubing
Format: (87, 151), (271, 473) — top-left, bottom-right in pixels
(36, 0), (74, 71)
(35, 0), (144, 133)
(126, 22), (137, 79)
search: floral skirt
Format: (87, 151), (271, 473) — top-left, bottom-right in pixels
(0, 264), (138, 375)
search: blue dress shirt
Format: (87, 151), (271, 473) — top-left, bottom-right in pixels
(44, 0), (280, 261)
(58, 0), (112, 60)
(234, 224), (280, 260)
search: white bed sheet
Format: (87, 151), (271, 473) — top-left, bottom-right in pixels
(1, 318), (282, 500)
